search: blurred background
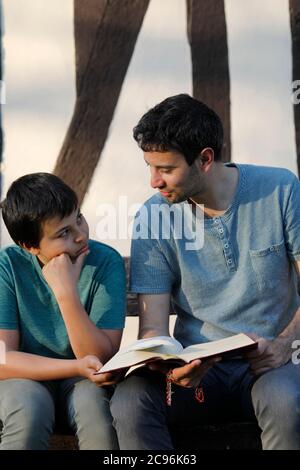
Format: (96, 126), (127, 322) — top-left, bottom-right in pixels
(1, 0), (299, 344)
(0, 0), (298, 256)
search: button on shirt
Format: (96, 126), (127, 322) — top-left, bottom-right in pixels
(130, 164), (300, 347)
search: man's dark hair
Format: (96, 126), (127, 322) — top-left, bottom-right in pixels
(133, 94), (224, 164)
(0, 173), (78, 248)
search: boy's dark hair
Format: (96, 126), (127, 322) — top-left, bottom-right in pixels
(133, 94), (224, 164)
(0, 173), (78, 248)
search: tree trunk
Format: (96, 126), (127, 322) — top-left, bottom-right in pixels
(289, 0), (300, 177)
(187, 0), (231, 162)
(74, 0), (108, 96)
(54, 0), (150, 204)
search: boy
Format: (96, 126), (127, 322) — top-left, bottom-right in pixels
(0, 173), (126, 450)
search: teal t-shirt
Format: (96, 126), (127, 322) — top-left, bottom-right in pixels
(0, 239), (126, 358)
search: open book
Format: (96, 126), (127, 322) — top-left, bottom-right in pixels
(96, 333), (257, 374)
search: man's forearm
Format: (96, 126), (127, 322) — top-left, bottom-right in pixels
(137, 294), (171, 339)
(138, 326), (170, 339)
(57, 294), (114, 361)
(0, 351), (79, 381)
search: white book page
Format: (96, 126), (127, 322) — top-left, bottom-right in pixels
(123, 336), (182, 354)
(178, 333), (255, 362)
(97, 336), (183, 374)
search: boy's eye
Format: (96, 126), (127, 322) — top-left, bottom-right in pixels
(59, 229), (69, 238)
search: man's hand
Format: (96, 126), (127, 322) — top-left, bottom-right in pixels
(76, 355), (124, 385)
(42, 251), (88, 300)
(244, 333), (292, 375)
(149, 357), (221, 388)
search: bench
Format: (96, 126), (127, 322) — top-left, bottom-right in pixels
(1, 257), (262, 450)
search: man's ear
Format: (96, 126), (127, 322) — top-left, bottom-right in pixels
(198, 148), (214, 171)
(21, 243), (40, 256)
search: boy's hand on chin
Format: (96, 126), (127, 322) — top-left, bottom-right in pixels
(42, 251), (89, 299)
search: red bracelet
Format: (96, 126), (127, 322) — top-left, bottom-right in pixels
(195, 385), (205, 403)
(165, 370), (205, 406)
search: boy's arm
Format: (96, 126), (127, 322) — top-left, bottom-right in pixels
(0, 329), (103, 381)
(56, 293), (123, 361)
(42, 252), (124, 361)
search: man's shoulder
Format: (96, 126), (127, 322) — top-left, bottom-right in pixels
(140, 193), (166, 209)
(137, 193), (179, 221)
(239, 163), (297, 185)
(235, 164), (298, 201)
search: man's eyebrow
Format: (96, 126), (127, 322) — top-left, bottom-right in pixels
(144, 162), (176, 169)
(156, 165), (176, 169)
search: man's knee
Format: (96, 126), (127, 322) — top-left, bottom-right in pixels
(251, 365), (300, 449)
(252, 368), (300, 422)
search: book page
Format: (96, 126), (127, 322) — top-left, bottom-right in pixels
(123, 336), (182, 354)
(97, 336), (183, 374)
(97, 333), (256, 374)
(178, 333), (256, 362)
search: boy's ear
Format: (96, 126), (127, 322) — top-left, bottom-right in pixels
(21, 243), (40, 256)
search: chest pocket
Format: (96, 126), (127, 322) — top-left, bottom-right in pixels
(249, 240), (290, 291)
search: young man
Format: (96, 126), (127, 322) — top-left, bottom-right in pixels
(0, 173), (126, 450)
(111, 94), (300, 450)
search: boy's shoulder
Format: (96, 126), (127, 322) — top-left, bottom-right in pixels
(0, 245), (33, 284)
(87, 239), (124, 264)
(0, 244), (31, 266)
(83, 240), (125, 283)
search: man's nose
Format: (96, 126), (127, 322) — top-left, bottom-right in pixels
(150, 169), (165, 189)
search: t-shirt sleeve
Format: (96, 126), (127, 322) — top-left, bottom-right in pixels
(129, 211), (175, 294)
(0, 260), (19, 330)
(89, 251), (126, 329)
(284, 176), (300, 261)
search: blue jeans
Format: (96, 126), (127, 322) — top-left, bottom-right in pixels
(0, 376), (118, 450)
(110, 360), (300, 450)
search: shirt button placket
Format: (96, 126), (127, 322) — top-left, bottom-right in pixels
(214, 218), (236, 272)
